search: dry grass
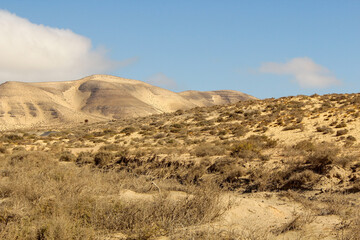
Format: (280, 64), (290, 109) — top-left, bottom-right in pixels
(2, 92), (360, 238)
(0, 151), (224, 239)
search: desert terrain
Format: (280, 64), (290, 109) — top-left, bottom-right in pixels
(0, 82), (360, 239)
(0, 75), (255, 130)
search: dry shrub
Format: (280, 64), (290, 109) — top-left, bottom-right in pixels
(229, 124), (249, 137)
(347, 135), (357, 142)
(246, 135), (277, 148)
(93, 187), (223, 238)
(335, 122), (347, 128)
(336, 129), (349, 136)
(206, 158), (247, 190)
(76, 152), (94, 165)
(335, 154), (358, 168)
(281, 170), (319, 190)
(306, 143), (339, 174)
(171, 226), (269, 240)
(293, 140), (316, 152)
(230, 135), (276, 159)
(8, 151), (53, 167)
(12, 146), (26, 152)
(94, 151), (115, 166)
(230, 141), (260, 159)
(0, 146), (7, 154)
(0, 150), (224, 239)
(316, 126), (334, 134)
(59, 151), (76, 162)
(282, 123), (304, 131)
(99, 143), (120, 151)
(192, 143), (225, 157)
(120, 126), (137, 135)
(272, 213), (314, 235)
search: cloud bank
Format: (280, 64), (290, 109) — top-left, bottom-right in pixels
(0, 10), (120, 82)
(259, 57), (341, 88)
(147, 73), (178, 90)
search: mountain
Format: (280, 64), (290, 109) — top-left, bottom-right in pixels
(0, 74), (256, 129)
(179, 90), (257, 106)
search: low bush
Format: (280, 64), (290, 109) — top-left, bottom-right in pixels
(316, 126), (334, 134)
(94, 151), (115, 166)
(121, 127), (137, 135)
(336, 129), (349, 136)
(231, 141), (260, 159)
(76, 152), (94, 165)
(335, 122), (347, 128)
(59, 151), (76, 162)
(293, 140), (315, 152)
(192, 143), (225, 157)
(281, 170), (319, 190)
(306, 143), (339, 174)
(282, 124), (304, 131)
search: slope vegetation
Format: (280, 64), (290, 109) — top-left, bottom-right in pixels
(1, 93), (360, 238)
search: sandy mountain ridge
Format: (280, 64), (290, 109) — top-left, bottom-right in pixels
(0, 74), (256, 130)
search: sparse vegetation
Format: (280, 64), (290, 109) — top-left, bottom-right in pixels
(1, 92), (360, 238)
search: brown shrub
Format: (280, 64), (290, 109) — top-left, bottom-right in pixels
(335, 122), (347, 128)
(59, 151), (76, 162)
(347, 135), (357, 141)
(281, 170), (319, 190)
(336, 129), (348, 136)
(293, 140), (316, 152)
(192, 143), (225, 157)
(316, 126), (334, 134)
(282, 124), (304, 131)
(306, 143), (339, 174)
(94, 151), (115, 166)
(76, 152), (94, 165)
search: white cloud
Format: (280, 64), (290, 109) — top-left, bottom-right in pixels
(0, 10), (128, 82)
(259, 57), (341, 88)
(147, 73), (178, 90)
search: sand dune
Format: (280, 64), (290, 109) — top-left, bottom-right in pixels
(0, 75), (255, 129)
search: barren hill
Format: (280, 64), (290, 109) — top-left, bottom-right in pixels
(0, 74), (255, 129)
(179, 90), (256, 106)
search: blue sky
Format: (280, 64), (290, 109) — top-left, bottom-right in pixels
(0, 0), (359, 98)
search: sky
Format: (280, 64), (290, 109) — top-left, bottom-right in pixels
(0, 0), (359, 99)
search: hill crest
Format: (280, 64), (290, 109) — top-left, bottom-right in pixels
(0, 75), (256, 129)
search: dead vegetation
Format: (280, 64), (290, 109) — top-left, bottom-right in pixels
(1, 92), (360, 238)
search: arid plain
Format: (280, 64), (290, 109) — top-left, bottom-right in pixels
(0, 75), (360, 239)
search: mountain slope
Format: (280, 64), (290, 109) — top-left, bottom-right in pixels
(0, 75), (256, 129)
(179, 90), (257, 106)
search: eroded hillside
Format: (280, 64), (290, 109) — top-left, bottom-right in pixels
(0, 75), (255, 130)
